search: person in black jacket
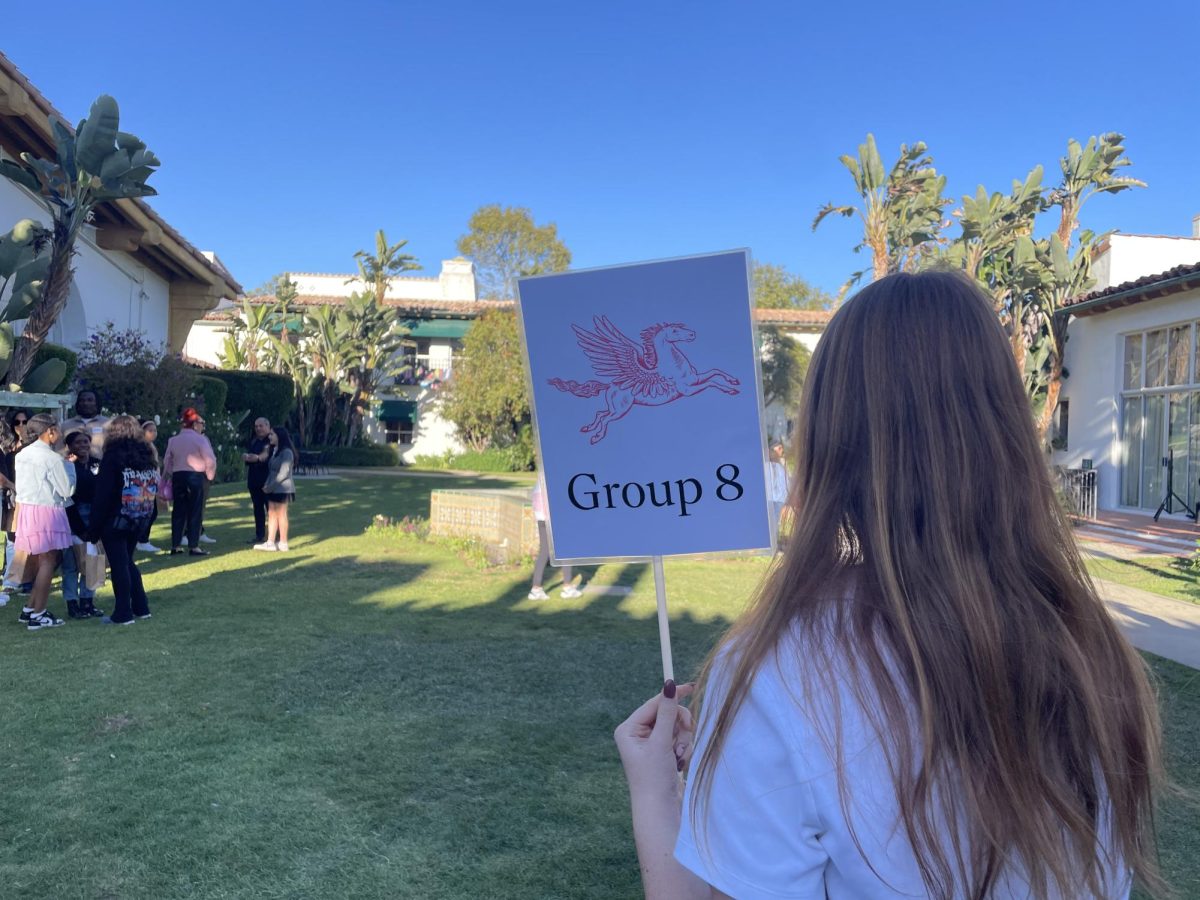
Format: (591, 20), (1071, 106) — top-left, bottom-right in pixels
(85, 415), (158, 625)
(242, 417), (271, 544)
(62, 429), (104, 619)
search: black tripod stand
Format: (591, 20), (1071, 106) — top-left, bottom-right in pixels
(1153, 449), (1197, 522)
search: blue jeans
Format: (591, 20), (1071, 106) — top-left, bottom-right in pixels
(61, 503), (94, 602)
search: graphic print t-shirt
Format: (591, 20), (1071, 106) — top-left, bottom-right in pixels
(119, 467), (159, 519)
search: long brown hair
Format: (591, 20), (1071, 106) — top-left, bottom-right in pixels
(690, 271), (1166, 898)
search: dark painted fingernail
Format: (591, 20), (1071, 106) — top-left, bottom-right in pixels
(663, 679), (676, 699)
(677, 756), (685, 771)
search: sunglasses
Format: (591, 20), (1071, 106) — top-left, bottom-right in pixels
(13, 418), (27, 425)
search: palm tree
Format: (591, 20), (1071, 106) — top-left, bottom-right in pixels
(350, 229), (420, 306)
(813, 134), (949, 295)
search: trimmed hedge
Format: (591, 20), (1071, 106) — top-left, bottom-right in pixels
(190, 374), (228, 416)
(317, 445), (398, 467)
(33, 342), (78, 394)
(207, 369), (295, 432)
(447, 447), (532, 472)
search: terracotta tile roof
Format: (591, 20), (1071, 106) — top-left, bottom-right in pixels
(237, 295), (833, 330)
(753, 308), (833, 327)
(1064, 261), (1200, 315)
(0, 51), (241, 294)
(248, 294), (512, 317)
(182, 354), (221, 369)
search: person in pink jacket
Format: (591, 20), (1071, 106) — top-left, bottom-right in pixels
(162, 408), (216, 556)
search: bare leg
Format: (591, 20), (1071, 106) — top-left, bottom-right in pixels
(29, 551), (59, 615)
(277, 504), (289, 545)
(265, 505), (278, 544)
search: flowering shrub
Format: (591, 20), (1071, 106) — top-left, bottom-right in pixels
(367, 514), (430, 540)
(75, 323), (197, 422)
(156, 412), (248, 483)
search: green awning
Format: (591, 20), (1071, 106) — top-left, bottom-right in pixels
(266, 314), (304, 334)
(403, 319), (473, 339)
(378, 399), (417, 421)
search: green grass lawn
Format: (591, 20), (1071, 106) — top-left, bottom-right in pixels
(1085, 551), (1200, 605)
(0, 473), (1195, 899)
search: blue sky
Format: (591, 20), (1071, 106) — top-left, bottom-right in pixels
(5, 0), (1199, 296)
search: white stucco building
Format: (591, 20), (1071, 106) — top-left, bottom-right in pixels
(186, 262), (830, 462)
(1054, 221), (1200, 516)
(0, 53), (239, 358)
(185, 259), (501, 462)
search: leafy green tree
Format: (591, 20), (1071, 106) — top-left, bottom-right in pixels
(441, 310), (529, 450)
(813, 134), (949, 295)
(339, 292), (410, 443)
(752, 262), (834, 310)
(304, 305), (352, 446)
(456, 205), (571, 299)
(759, 327), (811, 413)
(0, 95), (159, 384)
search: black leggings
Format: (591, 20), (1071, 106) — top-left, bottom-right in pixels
(102, 526), (149, 623)
(532, 520), (572, 587)
(171, 471), (206, 549)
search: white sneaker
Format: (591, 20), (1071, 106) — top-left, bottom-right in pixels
(136, 542), (160, 553)
(560, 586), (583, 599)
(252, 542), (277, 552)
(199, 534), (217, 544)
(528, 587), (548, 600)
(0, 591), (8, 608)
(276, 542), (289, 552)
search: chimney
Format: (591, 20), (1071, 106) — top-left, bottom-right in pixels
(1193, 214), (1200, 238)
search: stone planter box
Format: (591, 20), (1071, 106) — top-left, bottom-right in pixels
(429, 488), (537, 563)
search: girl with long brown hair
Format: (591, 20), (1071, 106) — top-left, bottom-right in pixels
(615, 272), (1167, 899)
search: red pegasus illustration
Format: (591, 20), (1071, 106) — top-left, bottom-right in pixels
(548, 316), (740, 444)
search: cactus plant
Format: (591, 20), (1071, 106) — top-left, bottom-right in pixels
(0, 94), (160, 387)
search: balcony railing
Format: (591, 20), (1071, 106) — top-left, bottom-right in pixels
(394, 353), (453, 387)
(1055, 466), (1098, 520)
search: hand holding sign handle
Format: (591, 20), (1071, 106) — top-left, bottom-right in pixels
(652, 557), (674, 682)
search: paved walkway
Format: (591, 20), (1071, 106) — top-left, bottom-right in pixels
(332, 466), (531, 481)
(1091, 577), (1200, 669)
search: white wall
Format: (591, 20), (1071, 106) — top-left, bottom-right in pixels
(1054, 287), (1200, 511)
(1092, 234), (1200, 291)
(181, 318), (231, 365)
(290, 259), (478, 302)
(0, 174), (172, 349)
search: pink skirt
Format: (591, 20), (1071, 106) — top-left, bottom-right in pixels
(15, 504), (73, 555)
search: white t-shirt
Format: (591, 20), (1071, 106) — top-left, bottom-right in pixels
(675, 628), (1132, 899)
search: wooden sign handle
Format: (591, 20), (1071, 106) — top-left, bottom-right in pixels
(652, 556), (674, 682)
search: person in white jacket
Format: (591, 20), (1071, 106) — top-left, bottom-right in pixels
(14, 414), (76, 630)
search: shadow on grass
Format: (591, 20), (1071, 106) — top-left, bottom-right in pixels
(1, 474), (1196, 899)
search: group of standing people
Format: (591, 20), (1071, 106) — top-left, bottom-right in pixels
(243, 416), (296, 552)
(2, 410), (159, 630)
(0, 393), (300, 632)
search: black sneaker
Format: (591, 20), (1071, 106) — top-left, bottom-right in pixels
(66, 600), (83, 619)
(27, 611), (65, 631)
(135, 612), (152, 620)
(188, 548), (210, 557)
(17, 609), (31, 625)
